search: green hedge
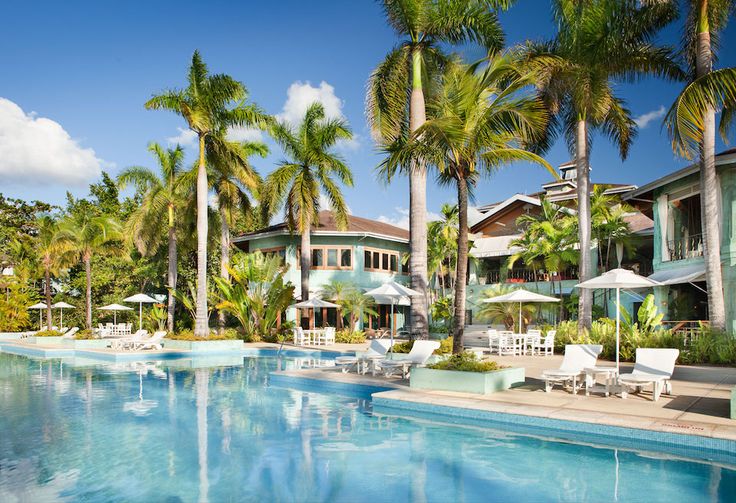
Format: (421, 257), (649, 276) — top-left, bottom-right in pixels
(427, 352), (500, 372)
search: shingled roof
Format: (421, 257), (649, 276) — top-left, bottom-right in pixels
(235, 210), (409, 242)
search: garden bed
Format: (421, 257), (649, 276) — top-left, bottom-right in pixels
(410, 366), (525, 395)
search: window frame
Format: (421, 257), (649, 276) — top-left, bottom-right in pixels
(297, 245), (353, 270)
(364, 247), (407, 274)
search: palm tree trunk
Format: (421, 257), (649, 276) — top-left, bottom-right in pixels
(218, 206), (230, 332)
(409, 46), (429, 340)
(452, 176), (469, 355)
(44, 267), (52, 330)
(167, 222), (177, 333)
(194, 134), (209, 337)
(576, 119), (593, 331)
(84, 254), (92, 330)
(696, 11), (726, 330)
(300, 214), (311, 305)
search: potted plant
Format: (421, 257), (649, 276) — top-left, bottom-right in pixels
(410, 352), (525, 395)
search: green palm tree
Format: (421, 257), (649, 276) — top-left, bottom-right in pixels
(118, 142), (186, 332)
(57, 213), (123, 329)
(381, 55), (554, 353)
(478, 284), (537, 331)
(662, 0), (736, 331)
(529, 0), (682, 332)
(322, 279), (356, 330)
(145, 50), (270, 336)
(367, 0), (511, 340)
(35, 216), (70, 330)
(263, 102), (353, 304)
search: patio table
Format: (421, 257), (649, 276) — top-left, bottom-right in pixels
(584, 366), (619, 397)
(512, 334), (541, 355)
(300, 329), (325, 346)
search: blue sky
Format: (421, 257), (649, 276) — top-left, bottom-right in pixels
(1, 0), (734, 228)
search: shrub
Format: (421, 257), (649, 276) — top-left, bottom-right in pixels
(167, 329), (238, 341)
(680, 328), (736, 365)
(427, 352), (501, 372)
(35, 329), (63, 337)
(391, 337), (453, 355)
(74, 329), (96, 340)
(335, 330), (366, 344)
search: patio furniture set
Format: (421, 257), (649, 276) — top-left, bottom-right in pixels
(464, 329), (556, 357)
(334, 339), (439, 379)
(292, 327), (336, 346)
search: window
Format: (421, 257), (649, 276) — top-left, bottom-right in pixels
(260, 247), (286, 263)
(299, 246), (353, 270)
(401, 257), (409, 275)
(364, 247), (407, 274)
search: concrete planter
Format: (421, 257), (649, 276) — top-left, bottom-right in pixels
(731, 386), (735, 420)
(410, 366), (525, 395)
(162, 339), (243, 352)
(384, 352), (447, 364)
(0, 332), (32, 340)
(61, 339), (111, 349)
(29, 336), (65, 345)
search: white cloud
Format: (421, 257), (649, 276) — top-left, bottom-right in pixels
(378, 207), (441, 230)
(319, 192), (352, 214)
(167, 127), (197, 147)
(0, 97), (104, 186)
(634, 105), (666, 129)
(227, 126), (264, 143)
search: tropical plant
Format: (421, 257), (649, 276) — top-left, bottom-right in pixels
(367, 0), (512, 340)
(662, 0), (736, 332)
(118, 142), (187, 332)
(478, 285), (537, 331)
(35, 215), (70, 329)
(57, 213), (123, 329)
(145, 50), (270, 337)
(528, 0), (682, 331)
(381, 55), (553, 354)
(171, 282), (216, 327)
(340, 289), (379, 334)
(322, 279), (356, 330)
(427, 204), (459, 298)
(430, 296), (454, 327)
(427, 351), (500, 372)
(0, 276), (35, 332)
(146, 304), (168, 332)
(214, 251), (295, 341)
(263, 102), (353, 303)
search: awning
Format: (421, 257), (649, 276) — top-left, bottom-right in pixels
(470, 235), (521, 258)
(648, 263), (706, 285)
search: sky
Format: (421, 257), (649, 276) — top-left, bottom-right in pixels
(1, 0), (734, 229)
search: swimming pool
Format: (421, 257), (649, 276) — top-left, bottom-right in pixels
(0, 351), (734, 502)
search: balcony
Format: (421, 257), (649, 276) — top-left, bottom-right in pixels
(667, 233), (703, 262)
(478, 267), (579, 285)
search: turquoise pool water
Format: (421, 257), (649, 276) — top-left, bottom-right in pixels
(0, 351), (734, 502)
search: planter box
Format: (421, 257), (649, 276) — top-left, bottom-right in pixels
(162, 339), (243, 352)
(410, 366), (525, 395)
(29, 336), (65, 345)
(731, 387), (735, 420)
(384, 352), (447, 364)
(0, 332), (32, 340)
(61, 339), (111, 349)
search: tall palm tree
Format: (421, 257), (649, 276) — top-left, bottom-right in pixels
(57, 213), (123, 329)
(35, 216), (69, 330)
(206, 134), (267, 329)
(367, 0), (511, 340)
(264, 103), (353, 305)
(381, 56), (553, 353)
(662, 0), (736, 331)
(528, 0), (682, 331)
(145, 50), (270, 337)
(118, 142), (186, 332)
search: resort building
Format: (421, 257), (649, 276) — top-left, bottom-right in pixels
(233, 211), (411, 331)
(466, 162), (653, 324)
(624, 147), (736, 333)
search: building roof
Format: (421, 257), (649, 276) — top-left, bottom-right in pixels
(234, 210), (410, 243)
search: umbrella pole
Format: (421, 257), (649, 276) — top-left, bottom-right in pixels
(39, 310), (42, 330)
(519, 303), (522, 333)
(616, 287), (620, 372)
(60, 309), (63, 330)
(389, 299), (395, 355)
(139, 303), (143, 331)
(114, 310), (117, 324)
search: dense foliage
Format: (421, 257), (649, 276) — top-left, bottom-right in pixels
(427, 352), (501, 373)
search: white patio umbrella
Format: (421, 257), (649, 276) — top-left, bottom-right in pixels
(98, 303), (133, 324)
(29, 302), (49, 330)
(365, 281), (421, 352)
(292, 298), (340, 328)
(482, 288), (560, 333)
(124, 294), (159, 331)
(576, 268), (661, 371)
(51, 302), (75, 330)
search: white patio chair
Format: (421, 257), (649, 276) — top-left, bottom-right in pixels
(111, 330), (148, 350)
(377, 340), (440, 379)
(541, 344), (603, 393)
(619, 348), (680, 401)
(335, 339), (392, 373)
(293, 327), (309, 346)
(133, 331), (167, 351)
(497, 333), (517, 356)
(534, 331), (555, 356)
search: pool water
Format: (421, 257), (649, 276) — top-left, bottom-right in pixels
(0, 352), (734, 502)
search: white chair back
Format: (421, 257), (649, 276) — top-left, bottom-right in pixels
(632, 348), (679, 378)
(368, 339), (392, 356)
(527, 329), (542, 337)
(147, 331), (167, 343)
(405, 340), (441, 364)
(62, 327), (79, 339)
(559, 344), (602, 372)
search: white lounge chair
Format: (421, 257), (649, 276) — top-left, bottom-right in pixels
(378, 340), (441, 379)
(619, 348), (679, 401)
(61, 327), (79, 339)
(133, 331), (167, 351)
(110, 329), (148, 350)
(541, 344), (603, 394)
(334, 339), (392, 373)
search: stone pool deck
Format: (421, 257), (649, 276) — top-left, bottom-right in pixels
(272, 353), (736, 446)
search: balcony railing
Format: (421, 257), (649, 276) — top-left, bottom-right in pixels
(667, 233), (703, 261)
(479, 267), (579, 285)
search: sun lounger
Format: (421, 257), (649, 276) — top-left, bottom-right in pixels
(541, 344), (603, 393)
(133, 331), (167, 351)
(110, 329), (148, 350)
(334, 339), (392, 373)
(619, 348), (679, 401)
(378, 340), (440, 379)
(61, 327), (79, 339)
